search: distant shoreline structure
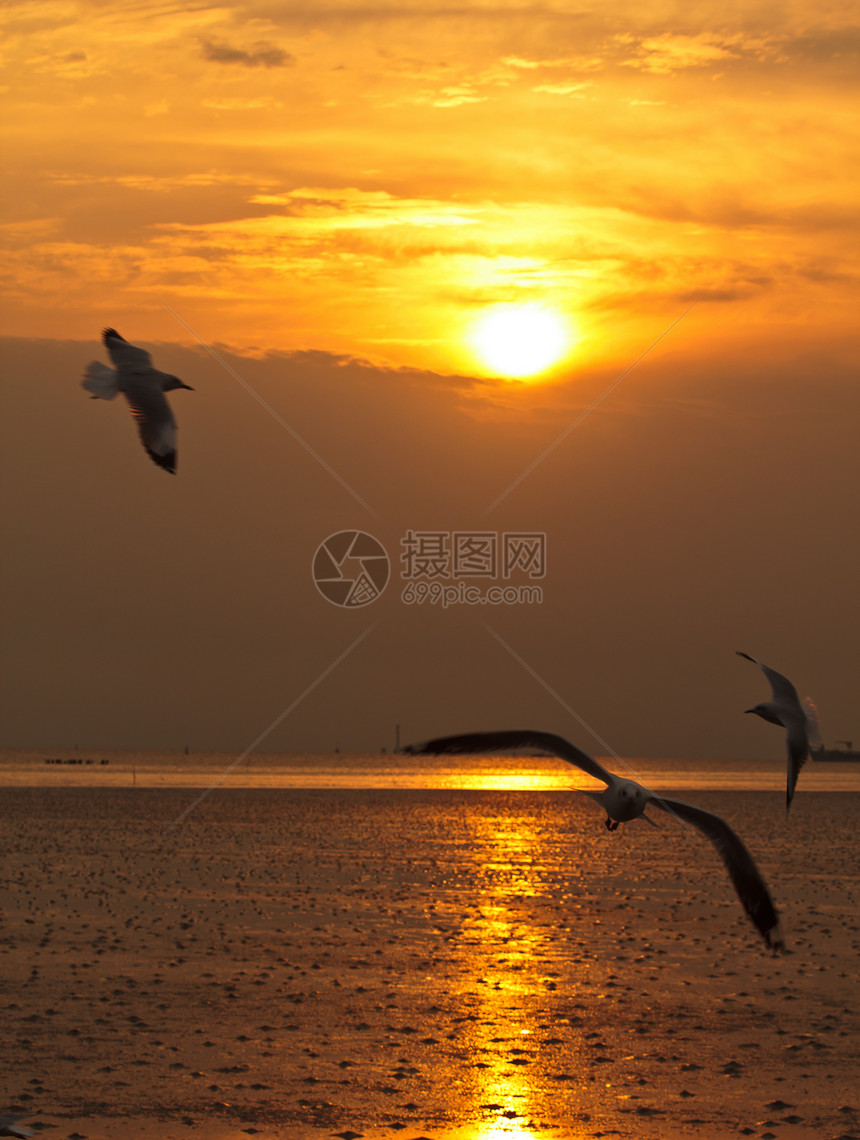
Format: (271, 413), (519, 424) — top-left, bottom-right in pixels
(812, 741), (860, 762)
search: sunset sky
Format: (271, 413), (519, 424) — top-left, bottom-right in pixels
(1, 1), (858, 758)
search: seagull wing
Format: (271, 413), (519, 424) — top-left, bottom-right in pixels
(649, 794), (784, 951)
(736, 651), (802, 710)
(402, 729), (614, 786)
(0, 1116), (34, 1139)
(785, 717), (810, 813)
(102, 327), (152, 372)
(123, 381), (178, 473)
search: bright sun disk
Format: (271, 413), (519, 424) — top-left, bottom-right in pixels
(470, 303), (571, 379)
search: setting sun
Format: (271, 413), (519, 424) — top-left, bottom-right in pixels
(469, 303), (572, 379)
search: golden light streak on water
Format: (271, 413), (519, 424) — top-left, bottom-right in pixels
(440, 807), (591, 1134)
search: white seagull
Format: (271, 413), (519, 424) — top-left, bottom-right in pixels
(82, 328), (193, 473)
(403, 729), (784, 952)
(737, 651), (819, 814)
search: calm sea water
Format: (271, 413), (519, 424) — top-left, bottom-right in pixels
(2, 747), (859, 792)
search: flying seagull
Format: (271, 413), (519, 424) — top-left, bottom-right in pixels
(737, 651), (819, 814)
(82, 328), (193, 473)
(403, 729), (784, 951)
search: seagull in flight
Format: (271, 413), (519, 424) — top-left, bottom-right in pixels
(737, 651), (819, 814)
(82, 328), (193, 473)
(403, 729), (784, 952)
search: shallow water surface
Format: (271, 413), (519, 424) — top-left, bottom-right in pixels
(0, 785), (857, 1138)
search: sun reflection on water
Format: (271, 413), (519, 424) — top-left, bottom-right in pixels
(447, 770), (577, 792)
(443, 807), (590, 1135)
(472, 1122), (542, 1139)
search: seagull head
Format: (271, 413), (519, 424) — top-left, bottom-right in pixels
(607, 778), (649, 822)
(165, 376), (194, 392)
(744, 702), (785, 728)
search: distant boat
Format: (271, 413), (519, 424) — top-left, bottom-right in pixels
(811, 740), (860, 762)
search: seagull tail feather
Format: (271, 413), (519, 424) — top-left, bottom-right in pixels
(802, 697), (821, 748)
(82, 361), (121, 400)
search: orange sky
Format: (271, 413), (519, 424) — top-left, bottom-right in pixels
(1, 1), (858, 756)
(2, 0), (858, 372)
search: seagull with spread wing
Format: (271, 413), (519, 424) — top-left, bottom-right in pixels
(403, 729), (784, 952)
(82, 328), (193, 473)
(737, 651), (819, 814)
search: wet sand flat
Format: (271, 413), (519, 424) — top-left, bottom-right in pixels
(1, 787), (858, 1140)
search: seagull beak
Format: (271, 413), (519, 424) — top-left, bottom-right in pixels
(182, 383), (194, 390)
(744, 708), (754, 714)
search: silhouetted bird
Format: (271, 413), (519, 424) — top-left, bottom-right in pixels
(404, 728), (784, 951)
(737, 651), (819, 814)
(82, 328), (193, 473)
